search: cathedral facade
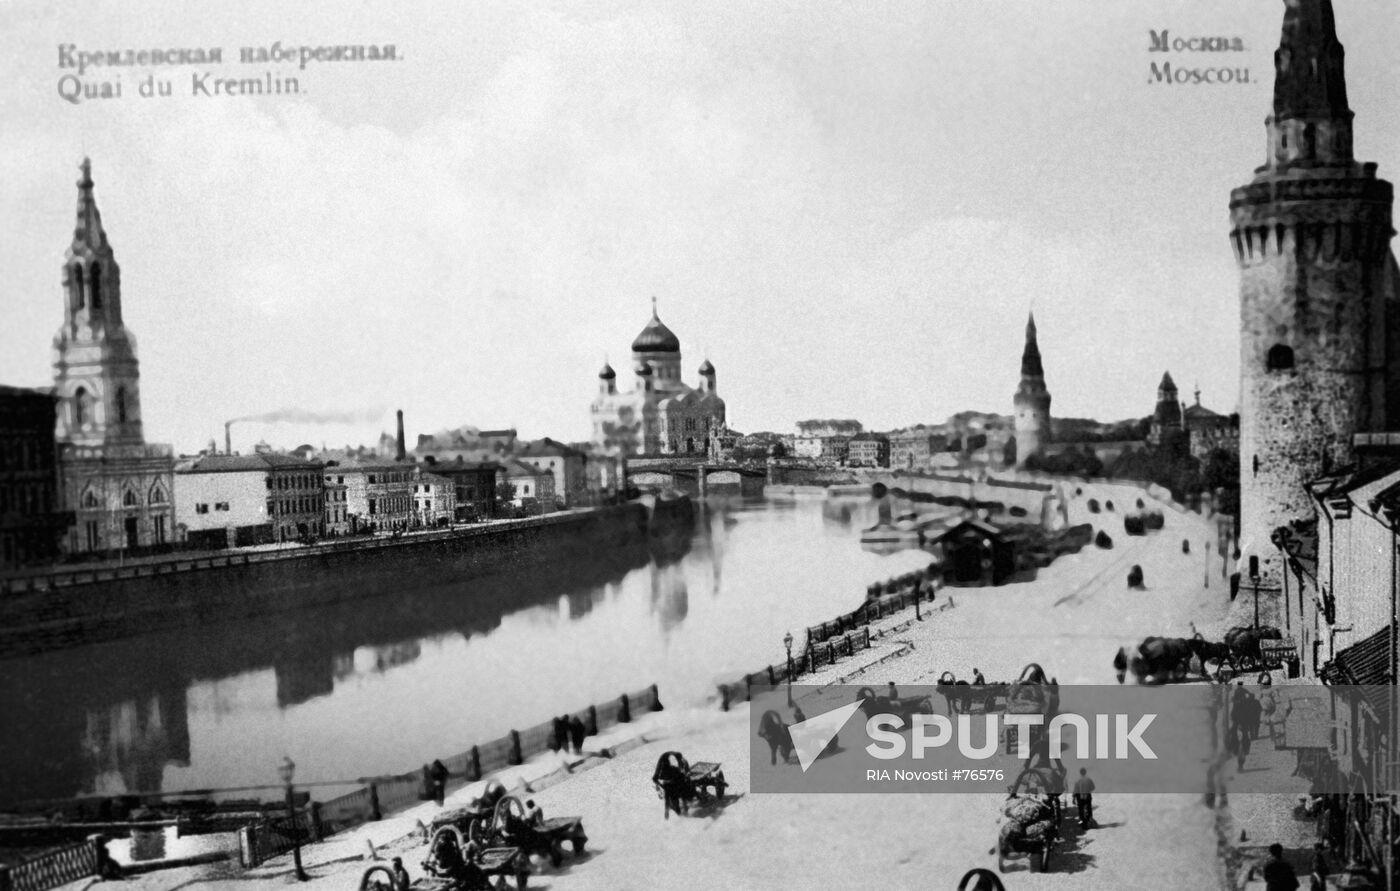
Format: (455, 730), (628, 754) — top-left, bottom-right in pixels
(53, 160), (175, 554)
(591, 302), (726, 458)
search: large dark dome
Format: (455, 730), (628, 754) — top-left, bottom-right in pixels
(631, 306), (680, 354)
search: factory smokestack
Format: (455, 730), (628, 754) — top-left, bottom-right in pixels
(225, 421), (233, 456)
(395, 410), (406, 461)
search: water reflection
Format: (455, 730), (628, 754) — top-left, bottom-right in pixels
(1, 498), (935, 804)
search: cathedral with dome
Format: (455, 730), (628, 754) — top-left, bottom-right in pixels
(591, 301), (727, 457)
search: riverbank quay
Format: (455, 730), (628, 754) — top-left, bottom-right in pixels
(0, 498), (693, 657)
(63, 480), (1248, 891)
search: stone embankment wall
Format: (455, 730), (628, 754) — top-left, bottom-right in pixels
(0, 500), (691, 657)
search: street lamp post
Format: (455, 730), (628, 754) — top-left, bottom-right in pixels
(783, 631), (794, 706)
(278, 756), (309, 882)
(1204, 541), (1211, 590)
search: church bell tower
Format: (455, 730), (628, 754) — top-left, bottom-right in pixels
(1013, 312), (1052, 466)
(52, 158), (148, 448)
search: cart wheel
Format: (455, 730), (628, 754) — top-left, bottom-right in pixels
(571, 838), (586, 854)
(549, 842), (563, 868)
(996, 839), (1006, 873)
(714, 779), (727, 800)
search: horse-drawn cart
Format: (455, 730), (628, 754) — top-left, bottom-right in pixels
(652, 751), (729, 819)
(402, 830), (532, 891)
(856, 686), (937, 720)
(935, 673), (1007, 715)
(473, 795), (586, 867)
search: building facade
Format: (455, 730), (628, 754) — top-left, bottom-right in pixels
(1234, 1), (1399, 585)
(0, 386), (71, 568)
(52, 159), (175, 556)
(329, 459), (415, 532)
(1184, 388), (1240, 462)
(323, 475), (349, 536)
(847, 434), (890, 468)
(518, 437), (587, 507)
(889, 429), (946, 470)
(174, 453), (326, 546)
(1012, 312), (1052, 467)
(416, 457), (499, 521)
(413, 471), (457, 526)
(590, 302), (726, 458)
(503, 458), (556, 509)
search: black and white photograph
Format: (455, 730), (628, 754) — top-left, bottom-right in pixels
(2, 1), (1399, 889)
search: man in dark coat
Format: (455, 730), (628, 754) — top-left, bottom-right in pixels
(1262, 843), (1299, 891)
(429, 759), (449, 806)
(568, 715), (586, 754)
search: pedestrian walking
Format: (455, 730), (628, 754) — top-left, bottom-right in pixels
(392, 857), (411, 890)
(1072, 768), (1095, 828)
(1308, 842), (1328, 891)
(568, 715), (586, 754)
(429, 759), (449, 806)
(1263, 843), (1299, 891)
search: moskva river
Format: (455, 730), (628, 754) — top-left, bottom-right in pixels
(1, 496), (934, 804)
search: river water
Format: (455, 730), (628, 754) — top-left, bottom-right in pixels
(0, 496), (935, 805)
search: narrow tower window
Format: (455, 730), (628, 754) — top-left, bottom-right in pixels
(1266, 344), (1295, 371)
(72, 264), (85, 309)
(89, 264), (102, 309)
(73, 386), (90, 427)
(116, 387), (128, 424)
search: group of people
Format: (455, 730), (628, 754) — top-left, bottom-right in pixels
(551, 714), (589, 755)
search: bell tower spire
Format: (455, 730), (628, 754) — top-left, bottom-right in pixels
(1265, 0), (1355, 171)
(53, 158), (144, 447)
(1013, 310), (1052, 466)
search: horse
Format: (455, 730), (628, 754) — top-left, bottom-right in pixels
(757, 710), (794, 765)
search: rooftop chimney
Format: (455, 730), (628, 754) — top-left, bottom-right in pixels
(396, 410), (407, 461)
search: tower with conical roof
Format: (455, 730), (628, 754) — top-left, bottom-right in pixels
(1013, 312), (1052, 466)
(1148, 371), (1186, 452)
(51, 159), (174, 553)
(1231, 0), (1397, 584)
(53, 158), (145, 447)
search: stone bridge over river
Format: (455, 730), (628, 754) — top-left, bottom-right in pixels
(625, 458), (767, 498)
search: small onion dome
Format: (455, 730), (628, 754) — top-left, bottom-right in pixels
(635, 362), (653, 376)
(698, 359), (715, 375)
(631, 306), (681, 353)
(598, 362), (616, 380)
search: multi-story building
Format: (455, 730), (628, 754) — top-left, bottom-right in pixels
(1184, 388), (1240, 463)
(322, 473), (349, 536)
(329, 458), (415, 533)
(503, 458), (556, 509)
(1233, 0), (1400, 587)
(174, 453), (326, 546)
(518, 437), (587, 507)
(416, 456), (500, 521)
(51, 159), (175, 556)
(847, 433), (890, 468)
(889, 428), (946, 470)
(413, 471), (457, 527)
(0, 386), (71, 568)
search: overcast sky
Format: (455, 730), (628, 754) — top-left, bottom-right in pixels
(2, 0), (1397, 452)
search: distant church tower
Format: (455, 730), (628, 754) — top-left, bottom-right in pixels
(1232, 0), (1397, 584)
(1148, 371), (1185, 454)
(1013, 312), (1052, 466)
(52, 159), (174, 554)
(54, 159), (145, 447)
